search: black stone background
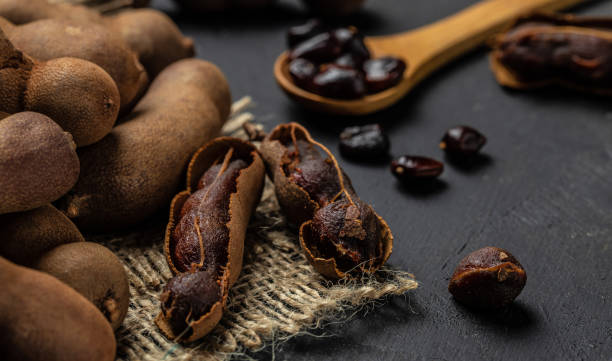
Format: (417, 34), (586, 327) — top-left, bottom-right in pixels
(151, 0), (612, 360)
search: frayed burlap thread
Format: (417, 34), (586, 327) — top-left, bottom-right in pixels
(91, 97), (418, 361)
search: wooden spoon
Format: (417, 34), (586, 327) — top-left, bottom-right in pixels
(274, 0), (587, 116)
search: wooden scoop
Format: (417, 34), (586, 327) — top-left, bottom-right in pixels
(274, 0), (587, 115)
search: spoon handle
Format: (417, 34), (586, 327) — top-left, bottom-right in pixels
(369, 0), (586, 84)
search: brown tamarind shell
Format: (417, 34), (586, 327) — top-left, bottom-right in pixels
(156, 137), (265, 342)
(261, 122), (393, 279)
(299, 215), (393, 279)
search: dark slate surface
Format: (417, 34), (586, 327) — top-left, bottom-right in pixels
(151, 0), (612, 360)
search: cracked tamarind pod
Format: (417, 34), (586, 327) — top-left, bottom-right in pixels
(260, 123), (392, 279)
(156, 137), (265, 342)
(490, 13), (612, 95)
(57, 59), (231, 232)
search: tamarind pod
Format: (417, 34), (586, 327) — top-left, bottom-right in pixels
(0, 17), (148, 113)
(0, 256), (116, 361)
(0, 28), (120, 146)
(0, 204), (84, 266)
(261, 123), (392, 279)
(58, 59), (231, 231)
(0, 112), (80, 214)
(106, 9), (195, 77)
(156, 137), (265, 342)
(34, 242), (131, 331)
(0, 0), (195, 77)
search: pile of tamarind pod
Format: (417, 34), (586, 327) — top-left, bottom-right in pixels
(0, 0), (233, 356)
(171, 0), (366, 16)
(0, 29), (120, 147)
(156, 137), (265, 342)
(490, 13), (612, 96)
(0, 203), (128, 361)
(0, 0), (195, 77)
(0, 69), (124, 361)
(57, 59), (231, 231)
(0, 16), (148, 114)
(260, 123), (393, 279)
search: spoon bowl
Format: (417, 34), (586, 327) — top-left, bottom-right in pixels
(274, 0), (588, 116)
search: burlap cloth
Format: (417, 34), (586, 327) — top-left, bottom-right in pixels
(90, 97), (418, 361)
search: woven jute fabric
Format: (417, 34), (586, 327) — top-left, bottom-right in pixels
(90, 97), (418, 361)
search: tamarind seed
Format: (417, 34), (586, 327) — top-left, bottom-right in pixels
(312, 64), (366, 99)
(338, 28), (370, 64)
(288, 58), (318, 91)
(391, 156), (444, 181)
(364, 56), (407, 93)
(334, 53), (362, 69)
(289, 32), (343, 63)
(339, 123), (389, 160)
(440, 125), (487, 157)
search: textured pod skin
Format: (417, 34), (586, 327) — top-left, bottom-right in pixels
(156, 137), (265, 342)
(34, 242), (130, 330)
(58, 59), (231, 232)
(0, 112), (79, 214)
(107, 9), (195, 77)
(0, 0), (100, 24)
(302, 0), (366, 16)
(0, 0), (195, 77)
(490, 13), (612, 96)
(25, 57), (120, 146)
(0, 256), (116, 361)
(0, 17), (148, 113)
(260, 123), (392, 279)
(0, 204), (84, 266)
(173, 0), (276, 12)
(0, 30), (120, 146)
(449, 246), (527, 309)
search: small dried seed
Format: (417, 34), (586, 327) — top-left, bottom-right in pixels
(364, 57), (407, 93)
(312, 64), (366, 99)
(290, 32), (342, 63)
(334, 53), (364, 69)
(440, 126), (487, 157)
(391, 156), (444, 181)
(339, 124), (389, 160)
(288, 58), (318, 91)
